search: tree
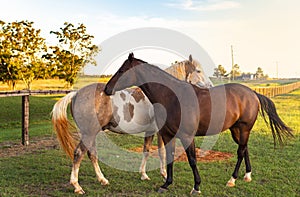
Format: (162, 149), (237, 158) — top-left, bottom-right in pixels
(230, 64), (241, 80)
(48, 22), (99, 88)
(213, 65), (227, 78)
(255, 67), (264, 79)
(0, 20), (20, 90)
(0, 20), (47, 90)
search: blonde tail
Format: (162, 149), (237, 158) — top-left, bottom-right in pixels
(52, 91), (78, 160)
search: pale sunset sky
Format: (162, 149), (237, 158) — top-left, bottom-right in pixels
(1, 0), (300, 78)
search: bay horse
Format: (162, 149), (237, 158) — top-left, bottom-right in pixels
(52, 55), (213, 194)
(104, 53), (294, 195)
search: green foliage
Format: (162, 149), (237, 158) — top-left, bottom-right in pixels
(230, 64), (242, 79)
(0, 20), (99, 90)
(255, 67), (268, 79)
(47, 22), (100, 88)
(213, 64), (227, 78)
(0, 20), (47, 90)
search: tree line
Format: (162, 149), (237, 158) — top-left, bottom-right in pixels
(213, 64), (268, 80)
(0, 20), (99, 90)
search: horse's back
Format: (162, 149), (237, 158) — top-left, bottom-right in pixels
(195, 83), (260, 135)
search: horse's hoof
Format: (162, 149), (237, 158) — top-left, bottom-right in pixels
(244, 176), (252, 182)
(74, 188), (85, 194)
(226, 177), (236, 187)
(141, 174), (151, 181)
(100, 178), (109, 185)
(190, 188), (201, 195)
(160, 171), (167, 180)
(226, 181), (235, 187)
(244, 172), (252, 182)
(157, 187), (168, 193)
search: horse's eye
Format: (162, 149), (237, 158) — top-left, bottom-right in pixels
(196, 70), (201, 73)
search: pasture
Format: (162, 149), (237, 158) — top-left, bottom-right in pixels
(0, 79), (299, 196)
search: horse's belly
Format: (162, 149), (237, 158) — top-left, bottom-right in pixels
(109, 120), (157, 134)
(110, 90), (157, 134)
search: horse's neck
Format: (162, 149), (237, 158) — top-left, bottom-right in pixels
(164, 63), (186, 81)
(136, 64), (184, 104)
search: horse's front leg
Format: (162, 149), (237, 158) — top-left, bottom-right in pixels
(158, 137), (175, 193)
(181, 138), (201, 195)
(157, 133), (167, 179)
(70, 141), (87, 194)
(139, 133), (154, 180)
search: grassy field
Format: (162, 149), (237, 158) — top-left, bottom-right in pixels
(0, 80), (299, 196)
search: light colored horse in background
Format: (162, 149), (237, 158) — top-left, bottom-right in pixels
(51, 55), (213, 194)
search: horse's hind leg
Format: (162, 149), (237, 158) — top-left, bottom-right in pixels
(227, 126), (251, 187)
(87, 140), (109, 186)
(157, 133), (167, 179)
(180, 138), (201, 195)
(243, 146), (252, 182)
(139, 134), (154, 180)
(70, 141), (87, 194)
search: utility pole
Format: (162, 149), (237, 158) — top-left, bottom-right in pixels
(276, 61), (279, 79)
(231, 45), (235, 80)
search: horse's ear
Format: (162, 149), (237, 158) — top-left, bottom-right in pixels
(189, 54), (193, 62)
(128, 53), (134, 61)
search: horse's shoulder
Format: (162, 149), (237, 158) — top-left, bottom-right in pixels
(130, 88), (146, 103)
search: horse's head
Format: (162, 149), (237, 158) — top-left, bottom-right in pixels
(187, 55), (213, 88)
(104, 53), (143, 95)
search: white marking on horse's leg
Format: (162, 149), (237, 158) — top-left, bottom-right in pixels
(88, 149), (109, 185)
(226, 177), (236, 187)
(244, 172), (252, 182)
(157, 134), (167, 180)
(70, 163), (85, 194)
(139, 134), (154, 181)
(92, 159), (109, 185)
(70, 142), (86, 194)
(139, 151), (150, 180)
(190, 188), (201, 195)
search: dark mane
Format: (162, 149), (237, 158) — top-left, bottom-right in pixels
(134, 57), (148, 64)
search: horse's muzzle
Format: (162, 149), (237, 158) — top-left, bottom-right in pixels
(104, 86), (115, 96)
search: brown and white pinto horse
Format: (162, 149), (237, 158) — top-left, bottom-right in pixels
(104, 53), (294, 195)
(51, 55), (213, 194)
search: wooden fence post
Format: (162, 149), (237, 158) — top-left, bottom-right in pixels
(22, 95), (29, 146)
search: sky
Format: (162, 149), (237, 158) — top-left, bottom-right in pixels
(1, 0), (300, 78)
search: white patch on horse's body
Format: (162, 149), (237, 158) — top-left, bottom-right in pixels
(108, 89), (157, 134)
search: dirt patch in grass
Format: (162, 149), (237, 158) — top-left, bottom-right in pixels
(0, 136), (59, 158)
(130, 146), (233, 162)
(0, 137), (233, 162)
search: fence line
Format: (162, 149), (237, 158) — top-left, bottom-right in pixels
(0, 89), (74, 97)
(252, 81), (300, 97)
(0, 89), (75, 145)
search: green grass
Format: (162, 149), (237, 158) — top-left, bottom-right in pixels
(0, 85), (299, 196)
(0, 95), (63, 142)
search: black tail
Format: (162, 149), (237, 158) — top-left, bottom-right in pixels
(255, 92), (294, 147)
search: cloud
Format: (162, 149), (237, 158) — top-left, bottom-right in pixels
(166, 0), (241, 11)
